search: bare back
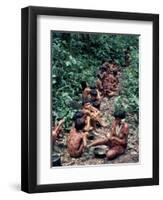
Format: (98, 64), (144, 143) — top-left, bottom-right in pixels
(67, 128), (84, 157)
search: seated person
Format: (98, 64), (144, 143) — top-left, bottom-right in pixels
(82, 99), (107, 128)
(90, 86), (101, 100)
(102, 59), (115, 73)
(102, 61), (110, 69)
(107, 59), (114, 70)
(52, 119), (64, 144)
(88, 110), (129, 160)
(67, 117), (87, 158)
(73, 110), (93, 132)
(73, 111), (85, 121)
(102, 72), (119, 97)
(82, 99), (101, 118)
(110, 71), (119, 89)
(81, 81), (91, 101)
(90, 88), (101, 110)
(98, 65), (108, 79)
(96, 64), (109, 95)
(109, 61), (121, 78)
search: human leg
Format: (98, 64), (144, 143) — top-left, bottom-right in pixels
(106, 145), (125, 160)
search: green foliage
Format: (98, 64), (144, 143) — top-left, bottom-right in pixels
(114, 66), (139, 115)
(51, 32), (139, 130)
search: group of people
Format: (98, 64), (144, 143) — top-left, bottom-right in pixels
(52, 59), (129, 161)
(96, 59), (120, 97)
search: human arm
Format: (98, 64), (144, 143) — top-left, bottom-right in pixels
(52, 119), (64, 137)
(96, 89), (102, 101)
(89, 105), (101, 116)
(84, 116), (92, 131)
(88, 137), (108, 148)
(83, 132), (88, 147)
(76, 143), (84, 155)
(110, 136), (127, 146)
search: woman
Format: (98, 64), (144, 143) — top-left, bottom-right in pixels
(88, 110), (129, 160)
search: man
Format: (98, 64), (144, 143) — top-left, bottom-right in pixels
(88, 110), (129, 160)
(67, 117), (88, 158)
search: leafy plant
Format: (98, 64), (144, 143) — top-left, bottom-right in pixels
(51, 32), (139, 130)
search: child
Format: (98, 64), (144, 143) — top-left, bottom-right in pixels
(67, 117), (87, 158)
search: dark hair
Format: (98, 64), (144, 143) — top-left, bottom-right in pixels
(74, 118), (85, 131)
(90, 89), (97, 97)
(101, 58), (108, 64)
(127, 46), (130, 51)
(97, 73), (101, 79)
(113, 110), (126, 119)
(90, 85), (96, 90)
(113, 71), (118, 76)
(100, 65), (107, 72)
(81, 81), (88, 91)
(108, 59), (113, 64)
(91, 100), (100, 109)
(82, 98), (90, 106)
(102, 62), (110, 69)
(73, 111), (85, 120)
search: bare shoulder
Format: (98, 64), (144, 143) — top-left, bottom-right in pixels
(124, 122), (129, 129)
(70, 128), (75, 133)
(123, 122), (129, 135)
(69, 128), (76, 137)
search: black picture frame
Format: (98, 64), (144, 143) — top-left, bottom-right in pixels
(21, 6), (159, 193)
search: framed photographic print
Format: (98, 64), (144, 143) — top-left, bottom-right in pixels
(21, 6), (159, 193)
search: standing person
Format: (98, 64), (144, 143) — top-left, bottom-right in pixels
(88, 110), (129, 160)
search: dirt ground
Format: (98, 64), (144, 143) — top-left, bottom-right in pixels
(52, 94), (139, 167)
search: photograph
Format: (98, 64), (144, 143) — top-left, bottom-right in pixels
(21, 6), (159, 193)
(51, 31), (139, 167)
